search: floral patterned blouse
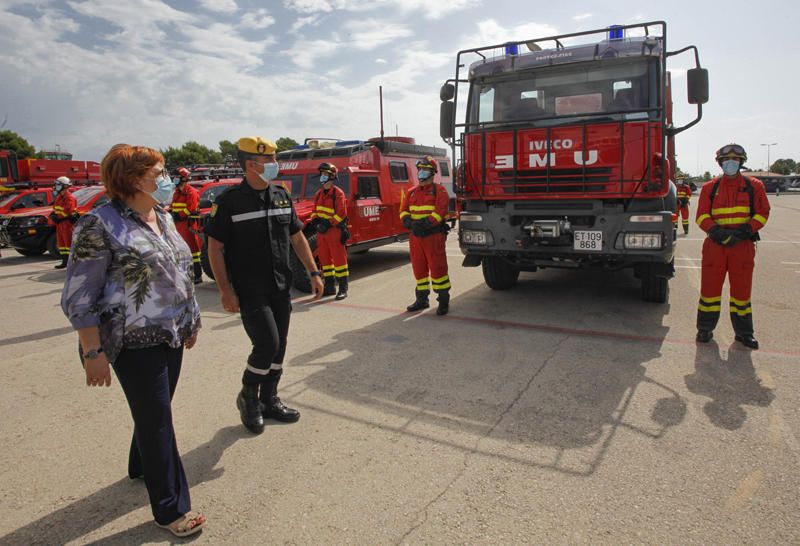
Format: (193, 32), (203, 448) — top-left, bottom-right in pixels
(61, 199), (201, 363)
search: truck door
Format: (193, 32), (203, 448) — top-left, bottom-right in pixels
(350, 175), (392, 243)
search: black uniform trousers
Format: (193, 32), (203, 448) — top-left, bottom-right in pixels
(240, 290), (292, 385)
(113, 344), (191, 526)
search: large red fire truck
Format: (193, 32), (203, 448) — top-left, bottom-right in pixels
(0, 149), (101, 189)
(439, 22), (708, 302)
(265, 136), (452, 292)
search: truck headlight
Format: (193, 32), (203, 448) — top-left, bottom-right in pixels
(461, 229), (494, 246)
(622, 232), (663, 249)
(459, 213), (483, 222)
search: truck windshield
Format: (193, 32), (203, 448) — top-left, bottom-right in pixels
(468, 58), (658, 128)
(72, 187), (104, 205)
(0, 192), (20, 207)
(274, 175), (304, 198)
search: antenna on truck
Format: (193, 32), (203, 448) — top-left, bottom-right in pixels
(379, 85), (385, 143)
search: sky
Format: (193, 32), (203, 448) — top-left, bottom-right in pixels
(0, 0), (798, 175)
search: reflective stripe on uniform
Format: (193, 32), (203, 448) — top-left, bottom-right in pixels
(431, 274), (451, 290)
(715, 217), (749, 225)
(232, 210), (267, 222)
(752, 214), (767, 225)
(334, 265), (349, 277)
(711, 206), (750, 215)
(416, 277), (430, 290)
(268, 208), (291, 216)
(696, 213), (711, 226)
(245, 363), (283, 375)
(315, 205), (335, 214)
(698, 295), (721, 313)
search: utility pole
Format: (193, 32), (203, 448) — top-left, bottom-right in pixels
(761, 142), (777, 173)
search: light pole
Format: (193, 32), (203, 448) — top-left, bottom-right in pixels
(761, 142), (777, 173)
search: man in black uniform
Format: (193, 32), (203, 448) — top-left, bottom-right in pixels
(205, 136), (323, 434)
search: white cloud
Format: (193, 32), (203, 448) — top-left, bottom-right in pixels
(239, 8), (276, 30)
(467, 19), (559, 50)
(290, 15), (321, 33)
(375, 58), (387, 64)
(283, 0), (340, 13)
(199, 0), (238, 14)
(573, 13), (592, 20)
(342, 20), (412, 50)
(283, 0), (477, 19)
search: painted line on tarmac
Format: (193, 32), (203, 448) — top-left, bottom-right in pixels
(290, 298), (800, 359)
(684, 238), (800, 244)
(781, 261), (800, 265)
(724, 469), (763, 512)
(675, 265), (701, 269)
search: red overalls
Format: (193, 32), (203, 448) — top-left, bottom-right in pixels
(310, 185), (349, 282)
(170, 183), (202, 279)
(400, 183), (450, 296)
(53, 190), (77, 258)
(695, 174), (770, 336)
(676, 181), (692, 233)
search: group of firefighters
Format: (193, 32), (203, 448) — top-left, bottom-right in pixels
(46, 143), (769, 349)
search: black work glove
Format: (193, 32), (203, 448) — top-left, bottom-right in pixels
(411, 221), (428, 237)
(317, 219), (331, 233)
(171, 212), (183, 222)
(735, 223), (754, 241)
(49, 212), (59, 223)
(402, 216), (413, 230)
(69, 212), (80, 224)
(679, 198), (689, 207)
(339, 225), (351, 244)
(709, 225), (737, 246)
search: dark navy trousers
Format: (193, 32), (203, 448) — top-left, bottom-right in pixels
(113, 344), (191, 525)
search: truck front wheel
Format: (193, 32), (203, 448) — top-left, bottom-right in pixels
(641, 269), (669, 303)
(482, 256), (520, 290)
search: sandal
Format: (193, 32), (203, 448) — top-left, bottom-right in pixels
(156, 511), (206, 537)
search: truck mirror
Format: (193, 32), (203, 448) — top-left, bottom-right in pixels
(440, 83), (455, 102)
(440, 101), (455, 140)
(199, 199), (212, 209)
(687, 68), (708, 105)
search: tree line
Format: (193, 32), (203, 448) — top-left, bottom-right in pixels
(0, 130), (299, 167)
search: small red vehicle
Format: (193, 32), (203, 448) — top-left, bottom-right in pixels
(273, 137), (452, 292)
(5, 186), (109, 257)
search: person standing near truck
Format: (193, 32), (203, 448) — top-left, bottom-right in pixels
(695, 144), (770, 349)
(205, 136), (323, 434)
(675, 175), (692, 235)
(310, 162), (350, 300)
(400, 156), (451, 316)
(170, 167), (203, 284)
(51, 176), (77, 269)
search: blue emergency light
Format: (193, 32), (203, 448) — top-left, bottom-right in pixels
(504, 42), (519, 56)
(608, 25), (624, 40)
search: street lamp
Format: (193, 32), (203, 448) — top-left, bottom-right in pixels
(761, 142), (778, 173)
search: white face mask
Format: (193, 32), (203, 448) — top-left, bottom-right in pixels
(721, 159), (740, 176)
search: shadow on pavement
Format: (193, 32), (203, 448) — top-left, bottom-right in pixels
(685, 341), (774, 430)
(0, 426), (247, 545)
(289, 268), (686, 477)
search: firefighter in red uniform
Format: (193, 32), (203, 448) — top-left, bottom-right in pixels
(695, 144), (770, 349)
(400, 156), (451, 315)
(675, 174), (692, 235)
(51, 176), (77, 269)
(170, 167), (203, 283)
(310, 162), (350, 300)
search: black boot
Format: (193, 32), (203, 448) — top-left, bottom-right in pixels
(696, 330), (713, 343)
(322, 276), (336, 296)
(260, 377), (300, 423)
(54, 255), (68, 269)
(735, 334), (759, 350)
(436, 290), (450, 316)
(236, 384), (264, 433)
(335, 276), (348, 300)
(406, 291), (430, 312)
(193, 262), (203, 284)
(683, 227), (689, 235)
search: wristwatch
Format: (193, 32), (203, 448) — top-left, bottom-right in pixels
(309, 270), (322, 277)
(83, 347), (104, 360)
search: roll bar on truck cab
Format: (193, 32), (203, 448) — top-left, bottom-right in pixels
(439, 21), (709, 302)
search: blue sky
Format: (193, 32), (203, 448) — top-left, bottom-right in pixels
(1, 0), (797, 175)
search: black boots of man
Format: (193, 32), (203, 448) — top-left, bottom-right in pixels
(237, 377), (300, 434)
(696, 330), (759, 350)
(406, 289), (449, 315)
(54, 255), (68, 269)
(322, 276), (348, 300)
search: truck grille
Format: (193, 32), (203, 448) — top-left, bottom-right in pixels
(498, 167), (614, 193)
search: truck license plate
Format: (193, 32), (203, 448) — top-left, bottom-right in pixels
(573, 230), (602, 251)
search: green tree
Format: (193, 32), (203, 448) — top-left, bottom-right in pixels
(0, 130), (36, 159)
(218, 140), (238, 161)
(161, 141), (223, 169)
(275, 137), (299, 153)
(770, 158), (797, 175)
(702, 171), (712, 181)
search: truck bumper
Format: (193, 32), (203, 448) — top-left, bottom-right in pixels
(7, 227), (51, 253)
(458, 201), (676, 271)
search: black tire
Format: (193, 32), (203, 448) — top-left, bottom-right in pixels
(290, 234), (318, 293)
(46, 233), (59, 258)
(16, 247), (45, 257)
(641, 271), (669, 303)
(200, 237), (214, 280)
(482, 256), (520, 290)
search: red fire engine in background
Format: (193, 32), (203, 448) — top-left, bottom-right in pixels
(439, 21), (708, 302)
(199, 136), (453, 292)
(0, 149), (101, 189)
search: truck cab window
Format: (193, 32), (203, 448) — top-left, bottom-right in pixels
(356, 176), (380, 199)
(389, 161), (408, 182)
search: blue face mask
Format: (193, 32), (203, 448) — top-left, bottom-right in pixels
(418, 169), (433, 181)
(320, 174), (329, 183)
(150, 175), (175, 204)
(721, 160), (740, 176)
(258, 162), (279, 182)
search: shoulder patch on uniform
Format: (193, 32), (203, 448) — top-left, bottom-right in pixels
(210, 203), (218, 217)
